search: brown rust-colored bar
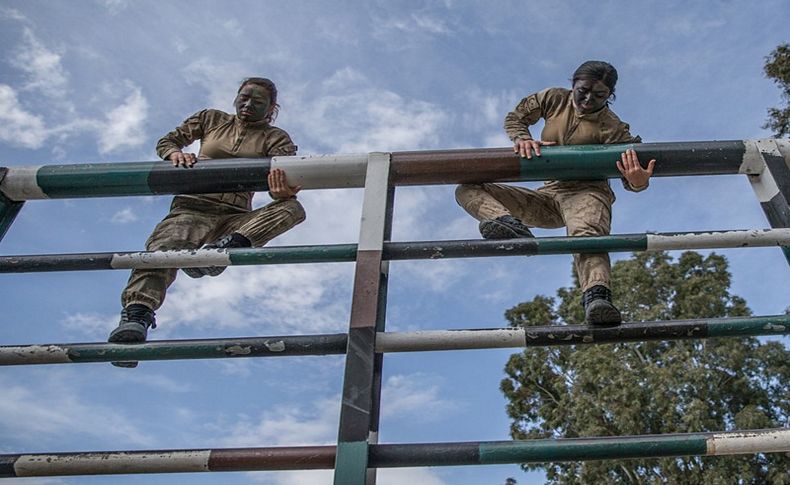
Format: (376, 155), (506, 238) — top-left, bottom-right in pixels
(390, 148), (520, 186)
(208, 446), (336, 471)
(349, 250), (384, 329)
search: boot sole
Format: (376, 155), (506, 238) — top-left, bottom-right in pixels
(479, 220), (534, 240)
(585, 303), (623, 326)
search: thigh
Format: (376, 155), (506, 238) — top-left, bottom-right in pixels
(557, 186), (613, 237)
(145, 208), (220, 251)
(483, 183), (564, 228)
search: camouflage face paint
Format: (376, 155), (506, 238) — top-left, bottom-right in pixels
(572, 79), (610, 114)
(234, 84), (272, 122)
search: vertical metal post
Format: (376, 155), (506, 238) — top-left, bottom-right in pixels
(0, 169), (24, 243)
(746, 140), (790, 265)
(334, 153), (393, 485)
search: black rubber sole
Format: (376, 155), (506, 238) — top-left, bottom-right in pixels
(479, 219), (534, 240)
(585, 300), (623, 325)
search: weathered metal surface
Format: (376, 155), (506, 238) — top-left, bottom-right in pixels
(2, 230), (788, 273)
(3, 315), (785, 366)
(2, 428), (787, 477)
(335, 152), (392, 485)
(390, 141), (749, 186)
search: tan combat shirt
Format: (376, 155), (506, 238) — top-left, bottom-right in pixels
(504, 87), (646, 192)
(156, 109), (298, 210)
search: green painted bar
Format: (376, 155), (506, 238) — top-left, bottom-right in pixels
(536, 234), (647, 254)
(37, 162), (156, 198)
(228, 244), (358, 266)
(707, 315), (790, 338)
(783, 246), (790, 266)
(333, 442), (369, 484)
(479, 434), (707, 464)
(519, 143), (636, 180)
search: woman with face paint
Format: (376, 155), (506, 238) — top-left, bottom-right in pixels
(108, 77), (305, 366)
(456, 61), (655, 325)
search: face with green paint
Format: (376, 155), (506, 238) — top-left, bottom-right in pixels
(572, 79), (611, 114)
(234, 84), (272, 122)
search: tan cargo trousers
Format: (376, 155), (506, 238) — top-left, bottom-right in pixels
(122, 196), (305, 310)
(455, 181), (614, 291)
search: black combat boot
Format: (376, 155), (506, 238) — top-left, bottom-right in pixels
(479, 215), (534, 240)
(582, 285), (622, 325)
(182, 232), (251, 279)
(108, 304), (157, 368)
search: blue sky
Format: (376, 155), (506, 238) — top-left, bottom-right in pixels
(0, 1), (788, 484)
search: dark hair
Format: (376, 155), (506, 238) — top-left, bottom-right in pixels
(572, 61), (618, 100)
(238, 77), (280, 122)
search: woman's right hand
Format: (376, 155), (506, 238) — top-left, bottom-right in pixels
(514, 138), (556, 159)
(169, 151), (197, 168)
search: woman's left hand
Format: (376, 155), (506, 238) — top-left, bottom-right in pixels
(617, 148), (655, 190)
(268, 168), (301, 200)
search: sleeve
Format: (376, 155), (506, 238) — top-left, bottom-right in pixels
(607, 122), (649, 193)
(155, 110), (209, 161)
(266, 128), (298, 156)
(504, 89), (550, 142)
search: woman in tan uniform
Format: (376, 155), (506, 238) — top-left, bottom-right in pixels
(108, 77), (304, 364)
(456, 61), (654, 325)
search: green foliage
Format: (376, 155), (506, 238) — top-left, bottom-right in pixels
(764, 43), (790, 138)
(500, 251), (790, 484)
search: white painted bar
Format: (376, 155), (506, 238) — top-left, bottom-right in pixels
(0, 165), (46, 201)
(707, 428), (790, 455)
(646, 229), (790, 251)
(15, 450), (211, 476)
(357, 152), (392, 252)
(111, 249), (232, 269)
(272, 154), (368, 189)
(377, 329), (527, 352)
(0, 345), (71, 365)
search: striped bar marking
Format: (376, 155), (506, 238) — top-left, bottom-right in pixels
(0, 334), (348, 365)
(1, 229), (788, 273)
(390, 140), (750, 186)
(3, 429), (787, 477)
(2, 140), (773, 200)
(2, 315), (786, 366)
(271, 154), (368, 190)
(0, 155), (370, 201)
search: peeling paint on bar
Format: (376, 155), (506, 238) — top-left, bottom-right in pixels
(14, 450), (211, 476)
(112, 248), (232, 269)
(2, 230), (789, 273)
(0, 165), (46, 200)
(2, 315), (786, 365)
(3, 429), (787, 477)
(646, 228), (790, 251)
(708, 429), (790, 455)
(376, 329), (527, 352)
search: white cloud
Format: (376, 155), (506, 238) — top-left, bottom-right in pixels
(218, 396), (339, 447)
(61, 311), (115, 340)
(159, 263), (352, 335)
(97, 83), (149, 154)
(96, 0), (130, 14)
(291, 68), (448, 154)
(0, 372), (154, 447)
(0, 84), (48, 149)
(11, 27), (68, 95)
(381, 373), (456, 420)
(110, 207), (139, 224)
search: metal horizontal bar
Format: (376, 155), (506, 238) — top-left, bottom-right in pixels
(2, 428), (787, 477)
(0, 229), (787, 273)
(0, 154), (369, 201)
(3, 140), (787, 201)
(2, 315), (786, 366)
